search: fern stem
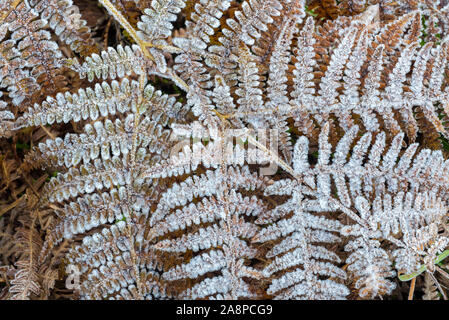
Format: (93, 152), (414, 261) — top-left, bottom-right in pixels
(99, 0), (151, 59)
(98, 0), (189, 92)
(408, 277), (416, 300)
(246, 134), (297, 178)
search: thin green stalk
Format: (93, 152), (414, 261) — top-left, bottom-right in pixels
(399, 250), (449, 281)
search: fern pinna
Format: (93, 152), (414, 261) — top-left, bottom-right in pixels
(1, 0), (449, 300)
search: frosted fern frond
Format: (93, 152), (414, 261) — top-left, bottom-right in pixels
(47, 188), (137, 243)
(140, 121), (271, 180)
(218, 0), (282, 47)
(172, 0), (232, 119)
(23, 67), (187, 300)
(33, 111), (173, 206)
(185, 0), (231, 44)
(3, 0), (449, 301)
(67, 45), (146, 82)
(318, 27), (358, 111)
(291, 17), (316, 104)
(18, 79), (185, 127)
(203, 0), (284, 85)
(150, 165), (266, 225)
(27, 0), (98, 56)
(152, 165), (267, 299)
(41, 154), (135, 203)
(38, 135), (170, 298)
(342, 226), (396, 299)
(290, 123), (449, 210)
(137, 0), (186, 44)
(278, 9), (449, 142)
(262, 6), (305, 164)
(172, 0), (306, 137)
(37, 134), (175, 299)
(342, 191), (448, 298)
(254, 123), (449, 298)
(234, 42), (263, 115)
(28, 112), (171, 169)
(67, 221), (165, 300)
(2, 1), (67, 102)
(391, 192), (449, 275)
(0, 97), (14, 137)
(341, 198), (396, 299)
(0, 22), (39, 106)
(254, 188), (348, 300)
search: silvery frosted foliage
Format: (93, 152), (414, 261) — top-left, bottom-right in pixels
(168, 2), (449, 163)
(140, 120), (272, 179)
(343, 191), (449, 298)
(266, 123), (449, 298)
(22, 65), (187, 299)
(137, 0), (186, 44)
(151, 166), (268, 299)
(33, 107), (172, 215)
(172, 0), (232, 122)
(13, 30), (177, 130)
(67, 45), (146, 83)
(27, 0), (97, 56)
(33, 114), (170, 170)
(136, 0), (186, 73)
(173, 0), (285, 125)
(18, 79), (185, 130)
(256, 2), (305, 164)
(0, 1), (64, 105)
(207, 0), (283, 75)
(300, 123), (449, 208)
(67, 221), (166, 300)
(391, 192), (449, 275)
(341, 197), (396, 299)
(290, 16), (317, 135)
(320, 122), (449, 208)
(0, 96), (14, 137)
(0, 22), (38, 107)
(29, 108), (173, 243)
(19, 79), (143, 127)
(4, 0), (449, 301)
(273, 7), (449, 144)
(317, 27), (358, 126)
(34, 133), (174, 299)
(254, 186), (348, 300)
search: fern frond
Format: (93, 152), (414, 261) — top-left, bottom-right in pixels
(18, 79), (184, 127)
(67, 45), (146, 82)
(4, 2), (67, 101)
(9, 212), (42, 300)
(291, 123), (449, 210)
(67, 221), (165, 299)
(341, 198), (396, 299)
(29, 0), (98, 56)
(422, 272), (440, 300)
(152, 165), (267, 299)
(0, 13), (39, 106)
(28, 113), (171, 169)
(0, 97), (14, 137)
(137, 0), (186, 43)
(254, 188), (348, 300)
